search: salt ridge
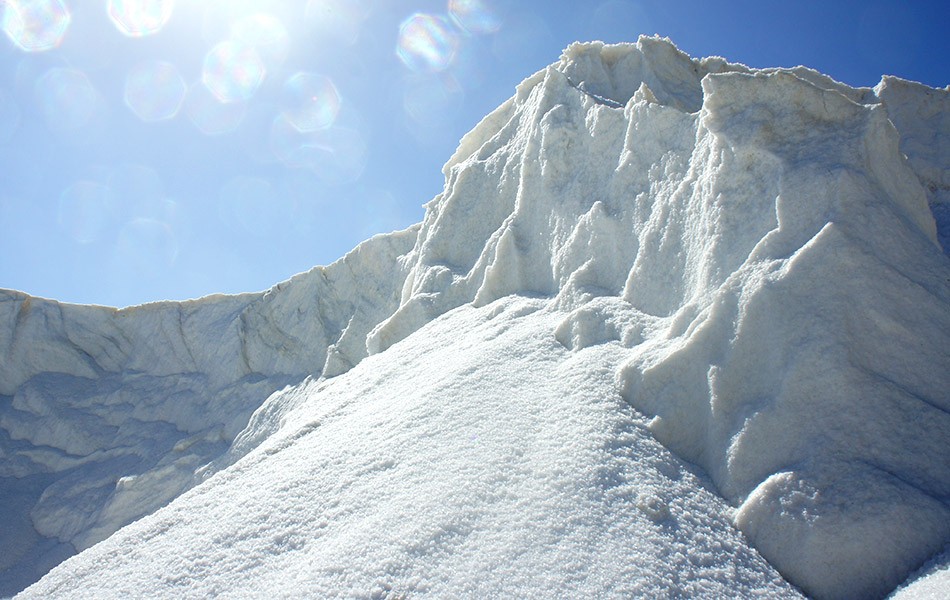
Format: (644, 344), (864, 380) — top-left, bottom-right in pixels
(1, 36), (948, 599)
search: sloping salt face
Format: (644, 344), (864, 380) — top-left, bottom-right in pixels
(889, 546), (950, 600)
(364, 37), (949, 599)
(3, 36), (949, 599)
(873, 75), (950, 253)
(0, 228), (416, 594)
(18, 297), (802, 599)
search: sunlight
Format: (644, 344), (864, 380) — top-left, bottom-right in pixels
(184, 82), (247, 135)
(1, 0), (70, 51)
(281, 72), (341, 133)
(34, 67), (98, 131)
(448, 0), (501, 35)
(124, 60), (186, 121)
(202, 40), (266, 103)
(396, 13), (460, 73)
(107, 0), (174, 37)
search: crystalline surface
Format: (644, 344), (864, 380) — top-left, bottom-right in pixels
(2, 37), (948, 599)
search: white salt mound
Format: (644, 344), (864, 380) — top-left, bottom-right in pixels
(889, 545), (950, 600)
(2, 36), (948, 599)
(13, 298), (804, 598)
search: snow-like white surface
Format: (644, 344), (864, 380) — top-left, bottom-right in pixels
(2, 36), (949, 599)
(890, 545), (950, 600)
(17, 297), (802, 598)
(0, 228), (415, 593)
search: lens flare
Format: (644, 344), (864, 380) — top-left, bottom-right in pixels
(269, 114), (331, 168)
(58, 181), (111, 244)
(1, 0), (70, 51)
(448, 0), (500, 35)
(124, 60), (186, 122)
(269, 115), (366, 184)
(202, 40), (265, 103)
(231, 13), (289, 70)
(34, 67), (98, 131)
(396, 13), (459, 73)
(281, 72), (340, 132)
(107, 0), (174, 37)
(184, 82), (246, 135)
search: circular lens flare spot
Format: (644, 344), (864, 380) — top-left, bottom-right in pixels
(34, 67), (98, 131)
(448, 0), (500, 35)
(202, 40), (265, 103)
(124, 60), (186, 122)
(107, 0), (174, 37)
(185, 82), (246, 135)
(269, 115), (366, 184)
(269, 114), (331, 168)
(231, 13), (288, 69)
(281, 73), (340, 132)
(1, 0), (70, 51)
(396, 13), (459, 73)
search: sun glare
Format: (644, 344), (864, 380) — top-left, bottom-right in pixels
(0, 0), (511, 307)
(107, 0), (174, 37)
(124, 60), (187, 121)
(397, 13), (460, 73)
(1, 0), (70, 51)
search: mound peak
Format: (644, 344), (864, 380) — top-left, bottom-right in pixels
(3, 38), (949, 599)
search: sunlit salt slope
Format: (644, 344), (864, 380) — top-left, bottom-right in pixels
(4, 36), (949, 599)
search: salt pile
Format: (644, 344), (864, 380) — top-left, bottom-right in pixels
(2, 37), (948, 599)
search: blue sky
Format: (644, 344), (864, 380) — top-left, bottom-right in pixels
(1, 0), (947, 308)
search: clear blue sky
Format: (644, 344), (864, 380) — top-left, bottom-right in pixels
(1, 0), (947, 307)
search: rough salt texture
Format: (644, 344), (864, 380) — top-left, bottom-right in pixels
(3, 37), (949, 599)
(889, 545), (950, 600)
(365, 38), (950, 598)
(0, 228), (416, 593)
(17, 298), (803, 599)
